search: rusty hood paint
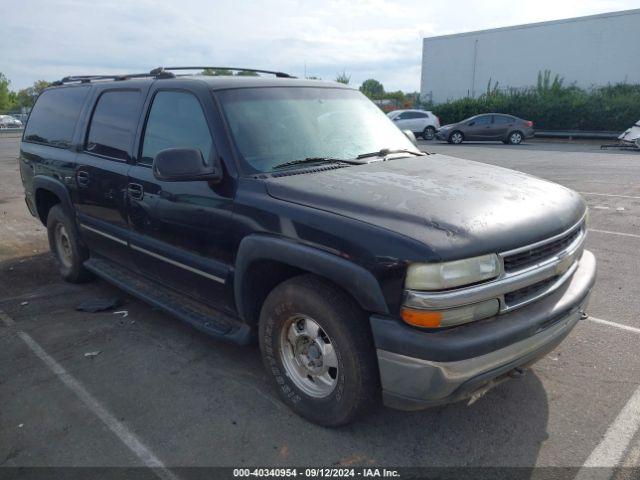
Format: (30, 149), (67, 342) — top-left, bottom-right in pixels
(265, 154), (586, 261)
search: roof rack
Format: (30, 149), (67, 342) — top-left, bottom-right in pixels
(158, 66), (295, 78)
(51, 66), (294, 86)
(51, 69), (175, 86)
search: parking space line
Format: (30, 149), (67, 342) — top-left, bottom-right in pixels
(588, 317), (640, 334)
(575, 386), (640, 477)
(589, 229), (640, 240)
(580, 192), (640, 200)
(0, 310), (180, 480)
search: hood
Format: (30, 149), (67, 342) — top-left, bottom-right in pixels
(266, 155), (585, 261)
(438, 123), (456, 130)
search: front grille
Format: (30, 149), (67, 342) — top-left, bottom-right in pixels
(504, 275), (559, 307)
(503, 226), (582, 273)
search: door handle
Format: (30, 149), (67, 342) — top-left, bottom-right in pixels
(77, 170), (89, 187)
(127, 183), (144, 200)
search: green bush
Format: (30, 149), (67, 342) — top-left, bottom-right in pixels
(431, 73), (640, 132)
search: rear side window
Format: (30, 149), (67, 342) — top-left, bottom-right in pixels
(398, 112), (426, 120)
(140, 91), (212, 165)
(86, 90), (141, 161)
(473, 115), (492, 126)
(494, 115), (514, 125)
(24, 87), (89, 148)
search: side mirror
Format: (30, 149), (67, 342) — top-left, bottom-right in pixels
(392, 117), (399, 122)
(467, 121), (475, 126)
(153, 148), (222, 182)
(402, 130), (418, 146)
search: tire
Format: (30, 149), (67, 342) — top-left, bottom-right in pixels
(46, 205), (92, 283)
(422, 126), (436, 140)
(507, 130), (524, 145)
(449, 130), (464, 144)
(259, 274), (379, 426)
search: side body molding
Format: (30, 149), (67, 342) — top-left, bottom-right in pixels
(234, 235), (390, 321)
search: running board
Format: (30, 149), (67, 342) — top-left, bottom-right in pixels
(84, 257), (252, 345)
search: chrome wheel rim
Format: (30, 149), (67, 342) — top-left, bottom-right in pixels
(451, 132), (463, 143)
(54, 223), (73, 268)
(279, 314), (339, 398)
(511, 132), (522, 144)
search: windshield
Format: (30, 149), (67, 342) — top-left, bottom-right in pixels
(217, 87), (416, 173)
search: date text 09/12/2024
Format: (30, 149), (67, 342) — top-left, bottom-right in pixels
(232, 468), (400, 478)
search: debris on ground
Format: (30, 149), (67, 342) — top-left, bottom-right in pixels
(76, 297), (123, 313)
(20, 301), (28, 306)
(84, 351), (101, 358)
(113, 310), (128, 318)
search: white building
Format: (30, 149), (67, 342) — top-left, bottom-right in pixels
(421, 9), (640, 104)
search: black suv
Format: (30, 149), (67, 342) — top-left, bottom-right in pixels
(19, 67), (596, 426)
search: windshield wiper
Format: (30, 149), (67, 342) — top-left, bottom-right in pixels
(356, 148), (426, 160)
(272, 157), (361, 170)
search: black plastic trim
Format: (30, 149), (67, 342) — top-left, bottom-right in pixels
(234, 235), (389, 321)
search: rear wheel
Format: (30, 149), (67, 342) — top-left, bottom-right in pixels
(508, 130), (524, 145)
(422, 126), (436, 140)
(259, 274), (379, 426)
(449, 131), (464, 144)
(46, 205), (92, 283)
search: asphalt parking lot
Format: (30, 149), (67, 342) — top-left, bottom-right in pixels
(1, 135), (639, 475)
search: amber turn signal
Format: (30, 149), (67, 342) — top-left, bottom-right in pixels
(401, 308), (443, 328)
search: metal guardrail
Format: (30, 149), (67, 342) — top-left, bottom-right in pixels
(534, 130), (621, 140)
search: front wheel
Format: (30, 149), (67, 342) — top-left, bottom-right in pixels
(422, 126), (436, 140)
(449, 131), (464, 144)
(259, 274), (379, 426)
(508, 131), (524, 145)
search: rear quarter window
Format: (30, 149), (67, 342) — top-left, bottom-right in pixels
(23, 86), (89, 148)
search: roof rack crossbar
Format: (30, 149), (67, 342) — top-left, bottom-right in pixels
(160, 66), (295, 78)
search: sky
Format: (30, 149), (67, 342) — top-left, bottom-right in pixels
(2, 0), (639, 92)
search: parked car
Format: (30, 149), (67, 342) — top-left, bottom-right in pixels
(436, 113), (534, 144)
(20, 68), (595, 426)
(0, 115), (23, 128)
(618, 119), (640, 148)
(387, 109), (440, 140)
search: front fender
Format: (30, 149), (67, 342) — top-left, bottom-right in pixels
(234, 235), (390, 321)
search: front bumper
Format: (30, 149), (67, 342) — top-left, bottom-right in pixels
(372, 250), (596, 411)
(435, 130), (450, 140)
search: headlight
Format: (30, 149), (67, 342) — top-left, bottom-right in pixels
(405, 253), (501, 291)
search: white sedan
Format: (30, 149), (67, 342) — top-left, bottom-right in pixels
(387, 109), (440, 140)
(0, 115), (23, 129)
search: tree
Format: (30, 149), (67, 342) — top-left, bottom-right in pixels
(359, 79), (384, 99)
(335, 71), (350, 84)
(201, 68), (233, 76)
(235, 70), (259, 76)
(0, 73), (13, 113)
(16, 80), (50, 110)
